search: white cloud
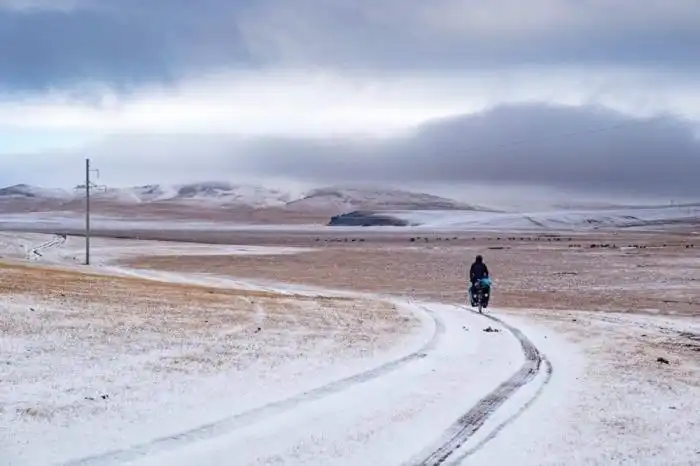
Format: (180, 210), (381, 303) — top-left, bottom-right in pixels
(2, 67), (700, 143)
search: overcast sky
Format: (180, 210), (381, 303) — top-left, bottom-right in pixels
(2, 0), (700, 205)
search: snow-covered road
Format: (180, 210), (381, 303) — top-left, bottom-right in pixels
(64, 304), (544, 466)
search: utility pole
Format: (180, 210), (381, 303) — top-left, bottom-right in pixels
(85, 158), (91, 265)
(83, 158), (101, 265)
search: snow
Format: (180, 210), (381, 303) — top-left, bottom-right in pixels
(0, 213), (279, 232)
(0, 181), (482, 211)
(86, 182), (293, 208)
(0, 231), (39, 257)
(0, 232), (311, 266)
(0, 184), (73, 200)
(2, 233), (699, 465)
(129, 184), (181, 202)
(171, 182), (293, 207)
(285, 185), (483, 212)
(0, 182), (293, 208)
(3, 297), (435, 466)
(116, 305), (522, 466)
(6, 290), (699, 464)
(0, 239), (421, 465)
(3, 200), (700, 233)
(1, 182), (481, 212)
(3, 182), (699, 233)
(463, 310), (700, 465)
(453, 313), (586, 464)
(90, 188), (145, 204)
(1, 235), (432, 464)
(384, 204), (700, 231)
(3, 298), (527, 466)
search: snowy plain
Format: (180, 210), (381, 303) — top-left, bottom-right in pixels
(1, 202), (699, 234)
(0, 231), (311, 264)
(2, 232), (699, 465)
(1, 234), (430, 465)
(468, 310), (700, 465)
(383, 205), (700, 231)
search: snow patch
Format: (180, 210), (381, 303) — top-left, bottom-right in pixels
(383, 205), (700, 231)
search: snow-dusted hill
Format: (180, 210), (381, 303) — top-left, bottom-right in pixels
(371, 205), (700, 230)
(89, 187), (145, 204)
(0, 182), (485, 213)
(0, 184), (73, 200)
(2, 182), (698, 230)
(129, 184), (181, 202)
(285, 186), (490, 213)
(85, 182), (293, 207)
(172, 182), (292, 207)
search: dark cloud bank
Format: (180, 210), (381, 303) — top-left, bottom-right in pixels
(0, 0), (257, 92)
(80, 104), (700, 200)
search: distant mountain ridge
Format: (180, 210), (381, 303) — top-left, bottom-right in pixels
(285, 186), (490, 212)
(0, 184), (74, 200)
(0, 182), (490, 214)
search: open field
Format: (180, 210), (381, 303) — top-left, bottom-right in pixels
(123, 232), (700, 315)
(1, 254), (424, 465)
(466, 308), (700, 464)
(2, 228), (700, 465)
(1, 199), (699, 241)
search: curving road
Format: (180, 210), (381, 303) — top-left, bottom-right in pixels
(63, 302), (550, 466)
(408, 307), (552, 465)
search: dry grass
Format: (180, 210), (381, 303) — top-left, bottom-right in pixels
(0, 261), (414, 376)
(122, 236), (700, 316)
(0, 260), (354, 304)
(518, 308), (700, 373)
(495, 308), (700, 462)
(1, 259), (420, 427)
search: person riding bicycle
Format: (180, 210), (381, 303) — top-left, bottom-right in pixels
(469, 255), (490, 306)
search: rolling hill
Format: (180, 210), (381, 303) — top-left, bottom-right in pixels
(0, 182), (487, 216)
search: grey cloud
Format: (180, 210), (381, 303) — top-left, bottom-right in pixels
(5, 103), (700, 201)
(240, 0), (700, 71)
(226, 104), (700, 199)
(3, 0), (700, 92)
(0, 0), (257, 92)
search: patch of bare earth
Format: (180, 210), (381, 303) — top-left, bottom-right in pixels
(0, 261), (415, 421)
(121, 233), (700, 316)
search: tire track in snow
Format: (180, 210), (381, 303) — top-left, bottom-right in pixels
(64, 305), (445, 466)
(27, 233), (67, 259)
(409, 307), (552, 465)
(449, 357), (553, 463)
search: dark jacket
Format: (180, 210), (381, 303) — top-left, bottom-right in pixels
(470, 261), (489, 284)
